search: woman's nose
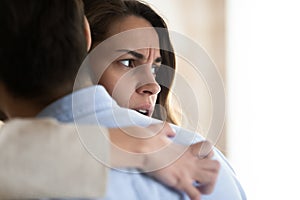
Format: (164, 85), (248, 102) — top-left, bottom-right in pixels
(136, 81), (161, 95)
(136, 67), (161, 95)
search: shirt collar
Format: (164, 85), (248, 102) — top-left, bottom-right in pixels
(37, 85), (117, 122)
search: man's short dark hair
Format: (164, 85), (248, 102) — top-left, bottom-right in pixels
(0, 0), (87, 102)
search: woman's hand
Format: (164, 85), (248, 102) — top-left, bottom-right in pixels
(146, 139), (220, 200)
(109, 123), (220, 200)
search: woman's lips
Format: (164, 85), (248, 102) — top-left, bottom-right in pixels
(132, 105), (153, 117)
(135, 109), (149, 116)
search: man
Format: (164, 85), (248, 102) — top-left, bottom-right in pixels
(0, 0), (245, 199)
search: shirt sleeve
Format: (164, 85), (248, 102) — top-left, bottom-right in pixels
(0, 118), (110, 199)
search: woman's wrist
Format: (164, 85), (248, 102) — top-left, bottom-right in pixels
(107, 124), (174, 170)
(108, 127), (146, 169)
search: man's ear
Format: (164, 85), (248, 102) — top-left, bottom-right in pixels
(84, 16), (92, 52)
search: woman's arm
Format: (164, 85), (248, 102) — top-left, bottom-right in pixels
(0, 118), (220, 200)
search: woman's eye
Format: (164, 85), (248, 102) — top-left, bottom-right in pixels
(151, 65), (160, 76)
(119, 59), (134, 68)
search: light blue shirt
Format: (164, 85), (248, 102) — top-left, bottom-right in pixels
(38, 85), (246, 200)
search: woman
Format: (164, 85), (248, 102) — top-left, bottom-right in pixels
(83, 0), (246, 200)
(84, 0), (178, 124)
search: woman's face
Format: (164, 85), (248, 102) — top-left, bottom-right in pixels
(98, 16), (161, 117)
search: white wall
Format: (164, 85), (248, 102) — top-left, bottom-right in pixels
(227, 0), (300, 199)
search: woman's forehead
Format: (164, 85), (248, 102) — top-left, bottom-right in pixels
(106, 15), (160, 47)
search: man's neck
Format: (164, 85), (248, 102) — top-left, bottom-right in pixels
(2, 98), (46, 118)
(0, 85), (69, 119)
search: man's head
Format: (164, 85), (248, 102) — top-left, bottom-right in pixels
(0, 0), (91, 114)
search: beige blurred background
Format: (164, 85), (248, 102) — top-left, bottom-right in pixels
(146, 0), (227, 153)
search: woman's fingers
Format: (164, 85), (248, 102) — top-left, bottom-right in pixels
(193, 159), (220, 194)
(191, 141), (214, 159)
(180, 179), (202, 200)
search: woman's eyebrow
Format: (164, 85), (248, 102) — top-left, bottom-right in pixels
(116, 49), (144, 59)
(117, 49), (162, 63)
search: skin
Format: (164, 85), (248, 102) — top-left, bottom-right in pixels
(98, 16), (161, 117)
(93, 15), (220, 200)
